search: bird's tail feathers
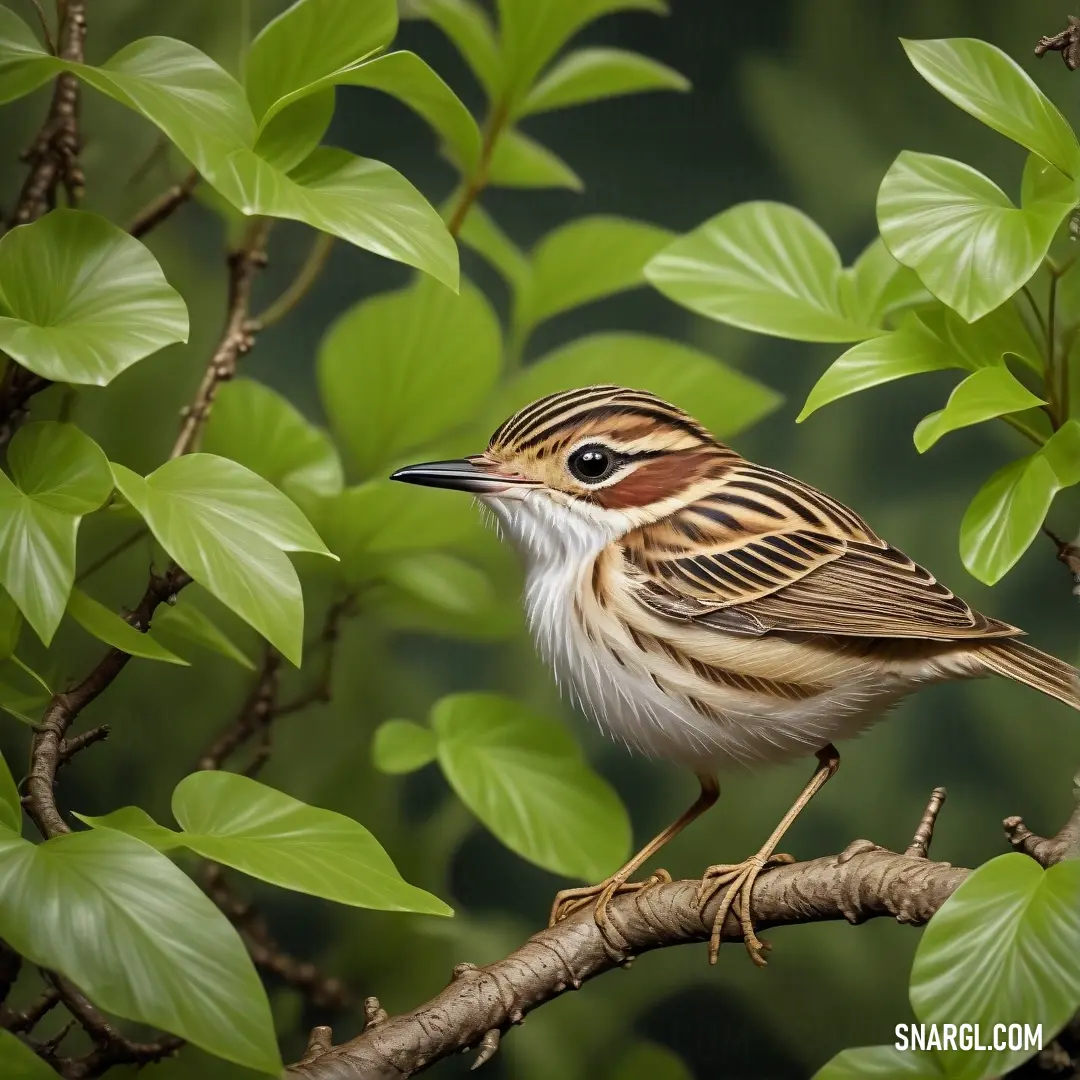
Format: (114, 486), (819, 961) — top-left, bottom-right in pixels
(976, 640), (1080, 709)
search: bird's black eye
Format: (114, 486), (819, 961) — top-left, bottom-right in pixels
(567, 445), (615, 483)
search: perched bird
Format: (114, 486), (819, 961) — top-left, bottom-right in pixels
(391, 385), (1080, 965)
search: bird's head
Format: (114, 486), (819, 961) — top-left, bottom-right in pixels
(390, 386), (735, 549)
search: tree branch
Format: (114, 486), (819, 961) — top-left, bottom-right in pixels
(170, 217), (271, 458)
(285, 794), (1079, 1080)
(10, 0), (86, 227)
(127, 167), (200, 239)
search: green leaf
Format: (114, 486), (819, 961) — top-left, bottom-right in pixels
(318, 276), (502, 475)
(0, 7), (51, 105)
(372, 718), (437, 775)
(324, 51), (482, 174)
(645, 201), (879, 341)
(902, 38), (1080, 178)
(71, 37), (257, 176)
(253, 88), (334, 172)
(432, 692), (631, 880)
(0, 588), (22, 660)
(0, 657), (50, 725)
(1039, 419), (1080, 487)
(488, 129), (583, 190)
(960, 454), (1059, 584)
(228, 147), (459, 290)
(0, 747), (19, 833)
(409, 0), (502, 99)
(245, 0), (397, 124)
(493, 333), (781, 440)
(313, 482), (487, 585)
(0, 1029), (64, 1080)
(911, 854), (1080, 1080)
(202, 378), (343, 501)
(519, 47), (688, 117)
(0, 210), (188, 385)
(496, 0), (668, 104)
(454, 201), (530, 288)
(913, 367), (1046, 452)
(151, 596), (256, 670)
(840, 236), (929, 328)
(169, 771), (451, 914)
(75, 805), (184, 850)
(877, 152), (1074, 323)
(612, 1041), (694, 1080)
(111, 455), (334, 664)
(66, 588), (188, 665)
(8, 32), (457, 286)
(812, 1046), (945, 1080)
(515, 216), (674, 337)
(0, 423), (112, 643)
(798, 316), (955, 421)
(0, 828), (280, 1074)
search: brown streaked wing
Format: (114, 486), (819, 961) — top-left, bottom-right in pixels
(623, 462), (1021, 641)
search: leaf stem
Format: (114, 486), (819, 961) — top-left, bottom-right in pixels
(446, 100), (510, 239)
(1020, 285), (1047, 341)
(252, 230), (334, 329)
(999, 412), (1046, 446)
(1047, 271), (1061, 429)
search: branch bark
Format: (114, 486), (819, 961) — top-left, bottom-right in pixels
(286, 803), (1079, 1080)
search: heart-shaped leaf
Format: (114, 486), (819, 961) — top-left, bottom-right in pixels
(372, 718), (438, 775)
(0, 423), (112, 643)
(0, 828), (280, 1074)
(432, 692), (631, 880)
(0, 211), (188, 385)
(514, 216), (674, 338)
(910, 854), (1080, 1079)
(111, 455), (334, 664)
(410, 0), (502, 100)
(877, 152), (1074, 322)
(245, 0), (397, 123)
(902, 38), (1080, 178)
(646, 201), (880, 341)
(82, 772), (451, 916)
(318, 276), (502, 475)
(203, 378), (343, 501)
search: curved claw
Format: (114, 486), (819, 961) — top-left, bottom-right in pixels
(549, 870), (673, 961)
(698, 852), (794, 966)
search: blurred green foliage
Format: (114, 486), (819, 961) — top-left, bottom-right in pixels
(0, 2), (1077, 1079)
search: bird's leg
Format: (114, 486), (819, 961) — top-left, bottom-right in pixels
(699, 744), (840, 967)
(550, 773), (719, 958)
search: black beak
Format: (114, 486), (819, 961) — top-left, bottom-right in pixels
(389, 458), (534, 494)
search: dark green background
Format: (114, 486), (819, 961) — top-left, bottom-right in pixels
(2, 2), (1078, 1077)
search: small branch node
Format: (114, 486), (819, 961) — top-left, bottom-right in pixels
(1036, 16), (1080, 69)
(300, 1026), (334, 1064)
(470, 1029), (501, 1071)
(363, 997), (388, 1029)
(452, 962), (480, 981)
(906, 787), (947, 859)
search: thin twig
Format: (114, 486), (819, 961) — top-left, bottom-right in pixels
(170, 218), (271, 459)
(1, 988), (60, 1034)
(1021, 284), (1048, 342)
(74, 528), (148, 584)
(905, 787), (946, 858)
(1047, 272), (1061, 429)
(127, 168), (200, 239)
(253, 231), (334, 329)
(201, 864), (351, 1009)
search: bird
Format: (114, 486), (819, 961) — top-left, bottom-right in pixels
(390, 384), (1080, 966)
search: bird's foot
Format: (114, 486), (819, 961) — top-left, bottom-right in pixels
(697, 852), (796, 967)
(549, 869), (673, 960)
